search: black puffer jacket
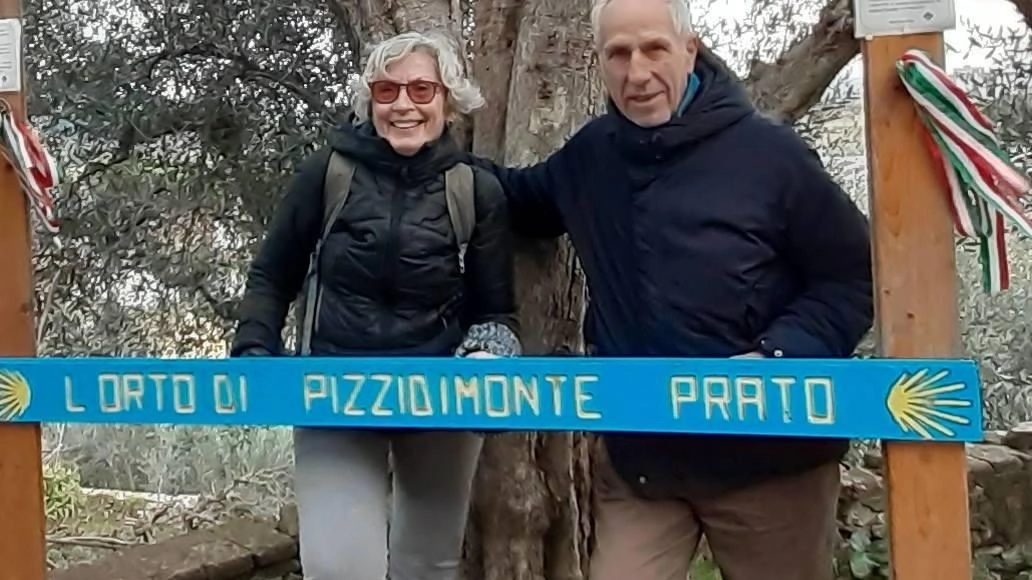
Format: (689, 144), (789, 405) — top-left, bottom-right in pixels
(231, 119), (518, 357)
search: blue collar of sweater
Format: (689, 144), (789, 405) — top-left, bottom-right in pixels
(675, 73), (701, 117)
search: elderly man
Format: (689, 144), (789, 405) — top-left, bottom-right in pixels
(469, 0), (873, 578)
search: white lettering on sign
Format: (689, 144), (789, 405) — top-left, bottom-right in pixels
(669, 375), (836, 426)
(301, 373), (604, 420)
(63, 373), (249, 415)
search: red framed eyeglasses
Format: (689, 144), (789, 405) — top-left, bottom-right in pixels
(369, 80), (444, 105)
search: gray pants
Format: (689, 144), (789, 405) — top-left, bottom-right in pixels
(292, 428), (484, 580)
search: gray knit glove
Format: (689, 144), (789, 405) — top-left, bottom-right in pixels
(455, 322), (522, 358)
(456, 322), (521, 436)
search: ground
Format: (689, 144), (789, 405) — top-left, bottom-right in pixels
(43, 459), (283, 572)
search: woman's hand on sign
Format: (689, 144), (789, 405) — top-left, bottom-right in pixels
(463, 350), (500, 359)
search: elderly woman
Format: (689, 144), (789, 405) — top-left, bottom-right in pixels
(230, 31), (520, 580)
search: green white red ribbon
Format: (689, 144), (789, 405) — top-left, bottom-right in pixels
(0, 101), (59, 233)
(896, 49), (1032, 294)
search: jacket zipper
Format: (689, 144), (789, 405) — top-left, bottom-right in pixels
(380, 176), (406, 336)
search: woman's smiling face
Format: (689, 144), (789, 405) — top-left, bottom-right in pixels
(369, 50), (448, 156)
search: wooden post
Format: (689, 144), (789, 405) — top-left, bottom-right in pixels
(0, 1), (48, 579)
(862, 31), (973, 580)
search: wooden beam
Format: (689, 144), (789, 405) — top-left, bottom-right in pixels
(862, 31), (973, 580)
(0, 1), (47, 580)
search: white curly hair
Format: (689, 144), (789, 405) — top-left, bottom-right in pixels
(349, 31), (485, 123)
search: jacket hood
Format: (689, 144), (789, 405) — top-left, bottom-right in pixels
(329, 110), (465, 184)
(604, 46), (756, 159)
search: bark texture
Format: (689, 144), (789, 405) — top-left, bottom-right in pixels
(464, 2), (598, 579)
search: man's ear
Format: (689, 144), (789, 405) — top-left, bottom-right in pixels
(683, 32), (700, 55)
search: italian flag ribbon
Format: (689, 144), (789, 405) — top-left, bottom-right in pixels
(0, 101), (59, 234)
(896, 49), (1032, 294)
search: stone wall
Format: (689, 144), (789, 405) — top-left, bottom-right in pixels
(53, 425), (1032, 580)
(50, 512), (301, 580)
(837, 425), (1032, 580)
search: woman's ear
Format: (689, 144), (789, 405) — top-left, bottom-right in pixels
(446, 107), (463, 126)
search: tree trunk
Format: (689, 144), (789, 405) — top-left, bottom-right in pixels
(464, 1), (598, 579)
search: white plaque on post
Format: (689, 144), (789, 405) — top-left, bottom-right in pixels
(853, 0), (957, 38)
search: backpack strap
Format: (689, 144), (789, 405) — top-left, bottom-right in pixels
(298, 151), (356, 355)
(444, 163), (476, 271)
(322, 151), (357, 234)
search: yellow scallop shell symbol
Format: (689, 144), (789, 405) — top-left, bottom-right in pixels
(886, 368), (972, 440)
(0, 370), (31, 421)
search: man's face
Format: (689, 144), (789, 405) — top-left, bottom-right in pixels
(597, 0), (699, 127)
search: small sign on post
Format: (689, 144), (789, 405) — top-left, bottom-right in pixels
(856, 0), (973, 579)
(854, 0), (957, 39)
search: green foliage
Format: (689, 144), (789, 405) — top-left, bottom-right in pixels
(951, 15), (1032, 430)
(26, 0), (354, 359)
(44, 424), (293, 497)
(835, 527), (890, 580)
(690, 556), (723, 580)
(43, 459), (85, 523)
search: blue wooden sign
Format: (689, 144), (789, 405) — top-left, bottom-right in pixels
(0, 356), (983, 442)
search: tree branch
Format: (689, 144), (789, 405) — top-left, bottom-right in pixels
(744, 0), (858, 123)
(1010, 0), (1032, 29)
(746, 0), (1032, 123)
(327, 0), (405, 57)
(327, 0), (463, 55)
(470, 0), (524, 159)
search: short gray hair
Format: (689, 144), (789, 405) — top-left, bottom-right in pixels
(349, 31), (485, 123)
(589, 0), (694, 42)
